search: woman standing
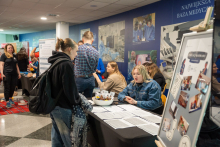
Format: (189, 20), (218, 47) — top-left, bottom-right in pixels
(0, 44), (21, 108)
(93, 61), (127, 96)
(16, 47), (29, 72)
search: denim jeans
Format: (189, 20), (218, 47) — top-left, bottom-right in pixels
(50, 106), (72, 147)
(75, 76), (95, 98)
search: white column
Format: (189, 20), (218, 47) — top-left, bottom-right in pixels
(56, 21), (69, 39)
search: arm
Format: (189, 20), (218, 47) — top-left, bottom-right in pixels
(62, 63), (81, 105)
(118, 85), (130, 101)
(137, 86), (162, 110)
(30, 47), (37, 58)
(1, 62), (5, 80)
(16, 64), (21, 79)
(94, 73), (115, 91)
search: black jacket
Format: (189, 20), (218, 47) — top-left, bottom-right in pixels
(48, 51), (81, 109)
(153, 72), (166, 91)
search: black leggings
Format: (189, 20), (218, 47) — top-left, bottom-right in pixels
(3, 74), (17, 101)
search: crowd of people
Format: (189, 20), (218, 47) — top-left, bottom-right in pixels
(0, 30), (176, 146)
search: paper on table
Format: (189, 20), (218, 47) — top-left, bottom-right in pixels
(130, 109), (153, 117)
(170, 73), (182, 99)
(95, 112), (122, 120)
(91, 106), (108, 113)
(117, 104), (140, 111)
(113, 111), (136, 118)
(104, 119), (135, 129)
(137, 124), (159, 135)
(123, 117), (149, 126)
(102, 105), (125, 112)
(88, 100), (95, 105)
(141, 115), (162, 124)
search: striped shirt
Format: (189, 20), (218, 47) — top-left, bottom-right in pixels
(74, 43), (99, 76)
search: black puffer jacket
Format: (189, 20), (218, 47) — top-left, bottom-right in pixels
(153, 72), (166, 91)
(48, 51), (81, 109)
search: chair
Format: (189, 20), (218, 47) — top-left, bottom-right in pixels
(161, 83), (167, 106)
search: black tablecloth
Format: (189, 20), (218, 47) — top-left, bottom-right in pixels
(20, 75), (35, 96)
(87, 99), (159, 147)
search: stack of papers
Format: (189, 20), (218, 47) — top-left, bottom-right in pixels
(123, 117), (149, 126)
(130, 109), (152, 117)
(92, 106), (108, 113)
(104, 119), (135, 129)
(141, 115), (162, 124)
(137, 124), (159, 135)
(102, 105), (125, 112)
(113, 111), (136, 118)
(95, 112), (122, 120)
(117, 104), (140, 111)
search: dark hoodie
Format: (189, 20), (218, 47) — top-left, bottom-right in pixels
(48, 51), (81, 109)
(153, 72), (166, 91)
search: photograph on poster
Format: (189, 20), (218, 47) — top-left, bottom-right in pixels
(178, 91), (189, 108)
(181, 76), (192, 91)
(98, 21), (125, 62)
(159, 18), (213, 89)
(127, 50), (157, 82)
(189, 93), (203, 113)
(133, 13), (155, 43)
(200, 61), (208, 75)
(162, 118), (171, 132)
(169, 101), (178, 119)
(195, 73), (211, 95)
(180, 59), (186, 75)
(177, 115), (189, 136)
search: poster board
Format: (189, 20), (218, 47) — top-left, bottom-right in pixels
(157, 30), (213, 147)
(39, 38), (55, 75)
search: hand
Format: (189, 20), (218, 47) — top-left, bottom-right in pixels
(2, 74), (6, 80)
(18, 74), (21, 79)
(125, 96), (137, 105)
(93, 72), (98, 77)
(96, 69), (101, 73)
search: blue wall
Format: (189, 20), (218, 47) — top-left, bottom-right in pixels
(19, 0), (214, 79)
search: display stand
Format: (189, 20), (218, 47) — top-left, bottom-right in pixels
(39, 38), (55, 75)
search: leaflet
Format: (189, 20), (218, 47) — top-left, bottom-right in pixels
(123, 117), (149, 126)
(95, 112), (122, 120)
(92, 106), (108, 113)
(117, 104), (141, 111)
(130, 109), (153, 117)
(104, 119), (135, 129)
(137, 124), (159, 135)
(102, 105), (125, 112)
(141, 115), (162, 124)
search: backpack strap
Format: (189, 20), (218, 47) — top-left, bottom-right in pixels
(47, 58), (70, 72)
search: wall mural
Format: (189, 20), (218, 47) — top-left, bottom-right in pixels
(98, 21), (125, 62)
(159, 18), (213, 89)
(133, 13), (155, 44)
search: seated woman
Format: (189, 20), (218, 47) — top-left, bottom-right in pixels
(145, 63), (166, 91)
(118, 65), (162, 110)
(93, 61), (127, 96)
(95, 58), (105, 87)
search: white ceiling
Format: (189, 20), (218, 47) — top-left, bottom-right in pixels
(0, 0), (160, 34)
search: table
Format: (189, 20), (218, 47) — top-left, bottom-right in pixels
(20, 75), (36, 96)
(87, 99), (159, 147)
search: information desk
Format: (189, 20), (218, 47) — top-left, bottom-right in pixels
(20, 75), (35, 96)
(87, 100), (159, 147)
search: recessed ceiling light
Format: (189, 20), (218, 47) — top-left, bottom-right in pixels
(41, 17), (47, 20)
(90, 5), (97, 7)
(0, 29), (3, 31)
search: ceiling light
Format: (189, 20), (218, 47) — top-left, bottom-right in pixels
(41, 17), (47, 20)
(0, 29), (3, 31)
(90, 5), (97, 7)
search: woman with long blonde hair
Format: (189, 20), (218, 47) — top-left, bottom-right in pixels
(0, 44), (21, 108)
(93, 61), (127, 96)
(118, 65), (162, 112)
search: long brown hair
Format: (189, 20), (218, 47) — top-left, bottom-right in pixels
(17, 47), (28, 60)
(148, 63), (162, 78)
(4, 44), (15, 58)
(108, 61), (127, 85)
(56, 38), (78, 51)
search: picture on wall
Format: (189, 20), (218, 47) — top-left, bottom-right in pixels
(133, 13), (155, 43)
(127, 50), (157, 82)
(181, 76), (192, 91)
(80, 28), (90, 40)
(177, 115), (189, 136)
(195, 73), (211, 95)
(159, 18), (213, 89)
(178, 91), (189, 108)
(169, 101), (178, 119)
(98, 21), (125, 62)
(189, 93), (203, 113)
(162, 118), (171, 132)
